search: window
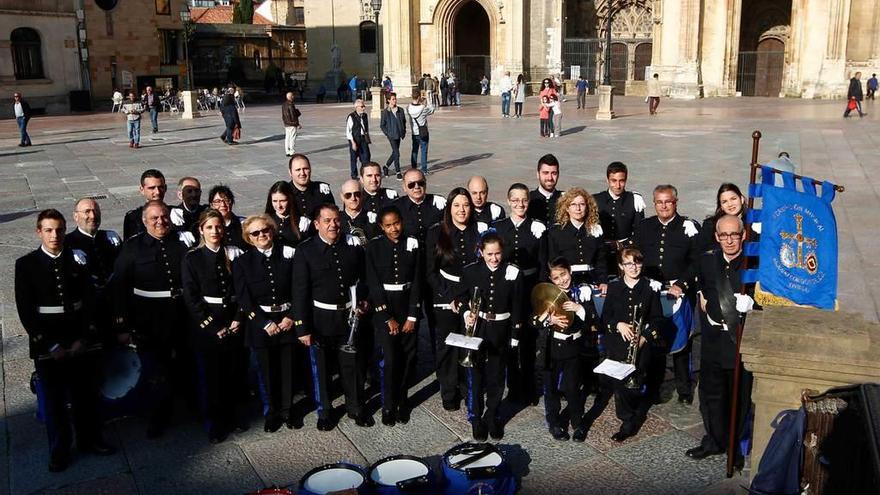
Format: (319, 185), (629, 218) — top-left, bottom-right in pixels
(293, 7), (305, 25)
(11, 28), (44, 80)
(359, 21), (376, 53)
(159, 30), (179, 64)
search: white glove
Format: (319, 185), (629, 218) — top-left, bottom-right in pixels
(367, 211), (377, 223)
(510, 338), (519, 348)
(735, 294), (754, 313)
(432, 195), (446, 210)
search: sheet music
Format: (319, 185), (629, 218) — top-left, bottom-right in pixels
(593, 359), (636, 380)
(445, 333), (483, 350)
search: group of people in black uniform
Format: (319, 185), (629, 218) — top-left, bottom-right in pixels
(15, 152), (756, 473)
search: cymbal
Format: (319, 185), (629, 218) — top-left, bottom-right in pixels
(530, 283), (574, 328)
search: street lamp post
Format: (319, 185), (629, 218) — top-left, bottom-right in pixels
(369, 0), (383, 119)
(602, 11), (612, 86)
(179, 2), (200, 119)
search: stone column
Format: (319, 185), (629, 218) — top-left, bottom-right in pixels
(383, 0), (419, 98)
(181, 90), (200, 119)
(651, 0), (701, 98)
(789, 0), (851, 98)
(698, 0), (741, 97)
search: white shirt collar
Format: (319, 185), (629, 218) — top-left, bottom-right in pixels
(346, 209), (362, 220)
(318, 234), (336, 246)
(408, 196), (424, 205)
(538, 187), (554, 199)
(569, 219), (584, 230)
(257, 246), (273, 257)
(487, 263), (499, 272)
(77, 227), (97, 238)
(659, 214), (677, 226)
(41, 246), (62, 259)
(608, 189), (621, 200)
(206, 244), (221, 253)
(723, 252), (741, 263)
(511, 216), (526, 228)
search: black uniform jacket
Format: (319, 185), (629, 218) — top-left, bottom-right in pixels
(182, 245), (244, 350)
(223, 215), (247, 250)
(112, 232), (189, 344)
(697, 250), (752, 369)
(170, 202), (207, 237)
(291, 181), (335, 220)
(122, 205), (146, 240)
(66, 227), (122, 289)
(527, 188), (562, 225)
(15, 247), (95, 358)
(593, 190), (645, 242)
(425, 222), (485, 303)
(292, 234), (366, 338)
(393, 194), (445, 241)
(232, 244), (297, 348)
(540, 221), (608, 284)
(363, 188), (398, 218)
(453, 261), (524, 346)
(602, 278), (665, 360)
(534, 284), (594, 363)
(473, 201), (506, 225)
(633, 214), (701, 293)
(495, 217), (545, 278)
(344, 209), (380, 241)
(269, 211), (311, 248)
(365, 235), (424, 323)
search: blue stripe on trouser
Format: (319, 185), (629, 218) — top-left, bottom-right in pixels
(379, 349), (387, 409)
(194, 351), (212, 431)
(250, 349), (270, 417)
(308, 345), (324, 415)
(466, 367), (475, 422)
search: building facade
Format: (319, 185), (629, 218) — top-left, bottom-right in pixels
(0, 0), (84, 116)
(305, 0), (880, 98)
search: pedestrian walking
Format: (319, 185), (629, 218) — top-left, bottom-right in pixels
(539, 95), (552, 138)
(480, 75), (490, 96)
(448, 72), (461, 106)
(844, 71), (866, 117)
(576, 75), (588, 109)
(407, 89), (435, 174)
(513, 74), (526, 118)
(549, 94), (562, 137)
(346, 99), (371, 180)
(219, 88), (241, 145)
(349, 75), (359, 102)
(439, 72), (448, 106)
(281, 92), (302, 157)
(380, 92), (407, 179)
(142, 86), (160, 133)
(868, 73), (878, 100)
(647, 73), (662, 115)
(122, 91), (144, 148)
(500, 71), (513, 117)
(234, 87), (245, 110)
(12, 92), (32, 147)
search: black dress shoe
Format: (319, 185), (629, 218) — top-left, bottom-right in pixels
(685, 445), (723, 459)
(285, 413), (304, 430)
(611, 429), (636, 443)
(472, 421), (488, 442)
(396, 407), (411, 425)
(316, 418), (334, 431)
(263, 416), (283, 433)
(79, 438), (117, 456)
(382, 411), (396, 426)
(571, 427), (587, 443)
(48, 451), (70, 472)
(383, 165), (390, 177)
(354, 414), (375, 428)
(442, 401), (460, 412)
(550, 426), (570, 441)
(489, 422), (504, 440)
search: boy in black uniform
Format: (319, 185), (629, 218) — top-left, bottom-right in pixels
(365, 207), (423, 425)
(527, 154), (563, 225)
(593, 162), (646, 276)
(123, 169), (167, 240)
(535, 257), (594, 442)
(16, 209), (115, 472)
(288, 154), (335, 218)
(455, 233), (524, 441)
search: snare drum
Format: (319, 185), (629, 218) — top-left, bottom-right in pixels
(299, 462), (367, 495)
(99, 346), (152, 420)
(369, 455), (437, 495)
(441, 443), (516, 495)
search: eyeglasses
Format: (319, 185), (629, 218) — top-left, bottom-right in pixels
(654, 200), (677, 205)
(248, 227), (273, 237)
(509, 199), (528, 204)
(342, 191), (361, 199)
(717, 232), (743, 241)
(211, 199), (231, 206)
(407, 180), (426, 189)
(621, 262), (643, 268)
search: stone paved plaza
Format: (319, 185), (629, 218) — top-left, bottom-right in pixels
(1, 94), (878, 494)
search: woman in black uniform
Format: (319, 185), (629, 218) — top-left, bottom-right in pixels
(181, 209), (249, 443)
(208, 185), (246, 250)
(264, 181), (311, 247)
(540, 187), (608, 290)
(700, 183), (747, 252)
(425, 187), (486, 411)
(232, 214), (299, 433)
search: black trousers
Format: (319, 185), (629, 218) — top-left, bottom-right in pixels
(253, 344), (295, 420)
(195, 338), (249, 432)
(35, 354), (101, 456)
(309, 334), (366, 419)
(465, 343), (506, 425)
(506, 324), (537, 402)
(543, 357), (585, 429)
(698, 358), (753, 454)
(139, 344), (175, 426)
(385, 138), (402, 173)
(612, 343), (654, 432)
(433, 307), (464, 404)
(649, 318), (693, 400)
(375, 318), (418, 413)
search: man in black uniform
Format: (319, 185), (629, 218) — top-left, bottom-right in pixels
(593, 162), (646, 276)
(340, 179), (376, 240)
(468, 176), (506, 225)
(123, 169), (167, 240)
(686, 214), (754, 467)
(15, 209), (116, 472)
(393, 168), (445, 241)
(288, 154), (335, 219)
(293, 204), (374, 430)
(360, 162), (398, 228)
(112, 200), (191, 438)
(526, 154), (563, 226)
(455, 233), (524, 441)
(365, 206), (423, 425)
(170, 176), (206, 238)
(67, 198), (122, 343)
(494, 183), (545, 404)
(633, 184), (701, 404)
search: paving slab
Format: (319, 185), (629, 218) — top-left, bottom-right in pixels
(131, 444), (261, 495)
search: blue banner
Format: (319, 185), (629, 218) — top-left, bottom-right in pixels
(747, 166), (838, 310)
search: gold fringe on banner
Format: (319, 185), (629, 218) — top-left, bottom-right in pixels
(754, 282), (839, 311)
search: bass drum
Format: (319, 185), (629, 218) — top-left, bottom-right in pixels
(299, 462), (367, 495)
(441, 443), (516, 495)
(369, 454), (438, 495)
(98, 346), (153, 420)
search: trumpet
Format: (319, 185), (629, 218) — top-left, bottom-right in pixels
(459, 287), (483, 368)
(624, 303), (646, 389)
(341, 285), (359, 354)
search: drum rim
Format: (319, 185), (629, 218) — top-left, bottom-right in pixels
(298, 462), (366, 489)
(442, 442), (499, 459)
(368, 454), (432, 485)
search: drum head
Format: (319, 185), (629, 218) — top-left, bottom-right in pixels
(302, 467), (364, 494)
(101, 348), (142, 399)
(447, 452), (503, 469)
(370, 458), (430, 485)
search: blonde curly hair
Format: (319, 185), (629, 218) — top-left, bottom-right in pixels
(555, 187), (599, 228)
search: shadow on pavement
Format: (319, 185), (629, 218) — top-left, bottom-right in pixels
(0, 149), (43, 158)
(431, 153), (494, 172)
(561, 126), (587, 136)
(0, 210), (37, 224)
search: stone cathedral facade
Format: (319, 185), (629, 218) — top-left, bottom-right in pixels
(305, 0), (880, 98)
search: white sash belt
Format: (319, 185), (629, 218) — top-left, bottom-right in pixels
(134, 288), (172, 298)
(313, 300), (352, 311)
(37, 301), (83, 314)
(478, 311), (510, 321)
(204, 296), (236, 305)
(570, 264), (592, 272)
(260, 302), (291, 313)
(553, 330), (582, 341)
(383, 283), (411, 291)
(439, 269), (460, 282)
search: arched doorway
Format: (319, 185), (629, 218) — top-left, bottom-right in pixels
(754, 38), (784, 97)
(736, 0), (790, 96)
(634, 42), (652, 81)
(452, 1), (490, 94)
